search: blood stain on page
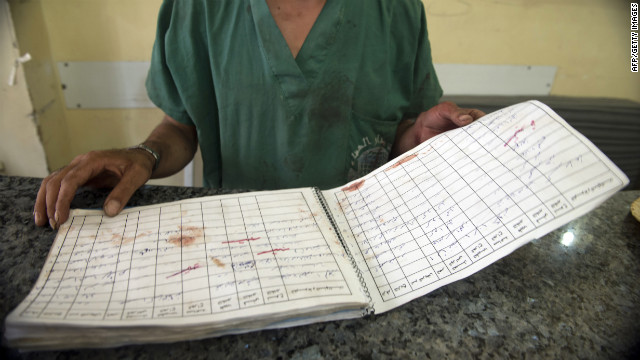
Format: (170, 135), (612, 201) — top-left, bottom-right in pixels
(111, 230), (153, 246)
(341, 179), (365, 192)
(168, 226), (203, 247)
(110, 233), (121, 245)
(387, 154), (418, 171)
(210, 256), (225, 268)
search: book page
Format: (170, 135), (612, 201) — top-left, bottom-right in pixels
(323, 100), (629, 314)
(7, 188), (367, 329)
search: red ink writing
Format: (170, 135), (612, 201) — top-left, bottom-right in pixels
(505, 120), (537, 147)
(257, 248), (290, 255)
(166, 263), (200, 279)
(504, 127), (524, 147)
(222, 237), (260, 244)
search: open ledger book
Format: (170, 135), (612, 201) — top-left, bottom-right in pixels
(5, 101), (629, 349)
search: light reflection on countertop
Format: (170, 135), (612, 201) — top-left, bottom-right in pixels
(561, 230), (575, 246)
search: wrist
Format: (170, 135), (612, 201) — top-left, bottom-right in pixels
(128, 144), (160, 172)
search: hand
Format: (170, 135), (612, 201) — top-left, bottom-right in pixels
(34, 148), (156, 229)
(391, 101), (485, 157)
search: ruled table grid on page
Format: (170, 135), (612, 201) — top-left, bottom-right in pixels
(334, 102), (625, 302)
(17, 191), (353, 321)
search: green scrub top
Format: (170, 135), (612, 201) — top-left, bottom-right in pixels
(146, 0), (442, 190)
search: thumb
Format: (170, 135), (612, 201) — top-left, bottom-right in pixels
(103, 168), (150, 216)
(458, 113), (473, 123)
(435, 101), (470, 126)
(454, 108), (485, 126)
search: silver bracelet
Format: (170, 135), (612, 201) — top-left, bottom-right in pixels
(128, 144), (160, 171)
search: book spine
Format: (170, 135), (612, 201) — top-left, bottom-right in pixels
(313, 188), (374, 316)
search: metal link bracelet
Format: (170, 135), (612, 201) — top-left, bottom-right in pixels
(128, 144), (160, 172)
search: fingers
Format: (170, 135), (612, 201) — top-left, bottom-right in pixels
(34, 155), (98, 229)
(468, 108), (486, 120)
(54, 157), (105, 227)
(45, 171), (64, 229)
(34, 176), (52, 226)
(33, 150), (153, 229)
(36, 167), (72, 229)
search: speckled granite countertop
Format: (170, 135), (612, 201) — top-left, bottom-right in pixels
(1, 175), (639, 359)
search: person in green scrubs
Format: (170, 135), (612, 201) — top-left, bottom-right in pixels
(34, 0), (485, 229)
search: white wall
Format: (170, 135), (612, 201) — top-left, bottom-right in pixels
(0, 0), (48, 177)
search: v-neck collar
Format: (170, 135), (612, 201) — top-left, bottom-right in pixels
(249, 0), (345, 107)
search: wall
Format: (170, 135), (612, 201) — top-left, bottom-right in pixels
(9, 0), (184, 186)
(0, 0), (48, 177)
(424, 0), (639, 101)
(39, 0), (188, 186)
(7, 0), (639, 185)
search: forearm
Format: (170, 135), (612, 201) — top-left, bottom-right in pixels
(141, 115), (198, 178)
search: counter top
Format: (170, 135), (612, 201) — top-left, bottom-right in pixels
(1, 175), (639, 359)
